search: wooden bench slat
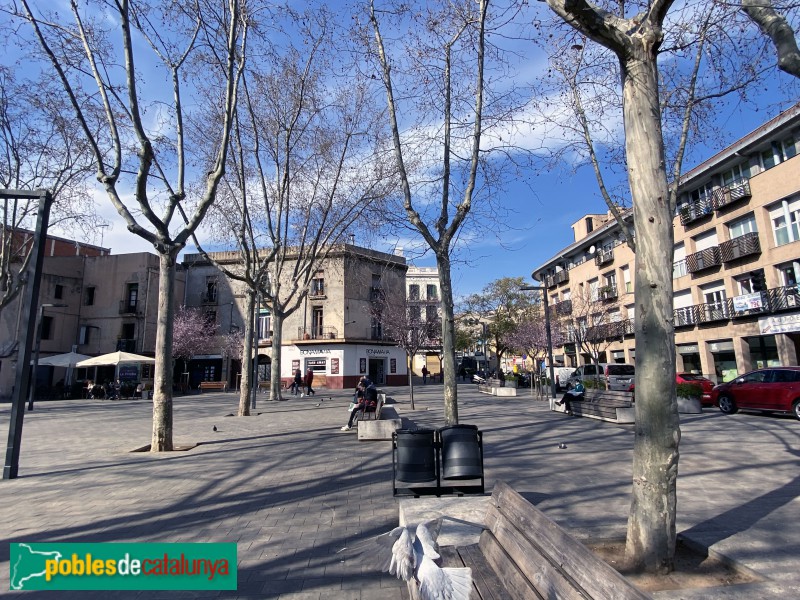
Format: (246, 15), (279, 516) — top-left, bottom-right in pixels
(457, 543), (512, 600)
(481, 513), (584, 600)
(489, 481), (650, 600)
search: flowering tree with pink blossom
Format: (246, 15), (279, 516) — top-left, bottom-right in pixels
(172, 306), (217, 389)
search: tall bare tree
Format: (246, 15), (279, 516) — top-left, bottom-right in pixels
(368, 0), (498, 425)
(17, 0), (248, 450)
(0, 69), (100, 317)
(195, 7), (393, 405)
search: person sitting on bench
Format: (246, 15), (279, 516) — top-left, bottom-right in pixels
(341, 377), (377, 431)
(557, 381), (584, 415)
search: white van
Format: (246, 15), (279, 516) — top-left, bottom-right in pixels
(567, 363), (635, 391)
(542, 365), (576, 391)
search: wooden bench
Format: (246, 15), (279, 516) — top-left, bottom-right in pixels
(426, 481), (651, 600)
(198, 381), (229, 393)
(569, 389), (635, 423)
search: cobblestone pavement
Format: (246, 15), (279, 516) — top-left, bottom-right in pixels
(1, 383), (798, 598)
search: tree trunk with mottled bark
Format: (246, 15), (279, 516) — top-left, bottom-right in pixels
(152, 249), (180, 451)
(238, 289), (255, 416)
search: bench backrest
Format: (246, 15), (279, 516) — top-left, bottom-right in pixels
(480, 481), (650, 600)
(582, 389), (633, 407)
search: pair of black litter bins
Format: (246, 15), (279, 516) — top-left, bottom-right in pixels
(392, 424), (484, 497)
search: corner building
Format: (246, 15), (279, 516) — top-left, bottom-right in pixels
(532, 104), (800, 382)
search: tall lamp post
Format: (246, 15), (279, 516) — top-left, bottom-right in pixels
(520, 285), (556, 400)
(467, 318), (487, 374)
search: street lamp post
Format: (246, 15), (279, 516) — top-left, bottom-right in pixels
(28, 303), (68, 411)
(521, 285), (556, 400)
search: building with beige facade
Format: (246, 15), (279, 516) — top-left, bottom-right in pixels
(0, 242), (176, 399)
(181, 244), (409, 390)
(405, 265), (444, 376)
(532, 103), (800, 383)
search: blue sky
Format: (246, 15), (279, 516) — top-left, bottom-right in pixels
(31, 1), (798, 302)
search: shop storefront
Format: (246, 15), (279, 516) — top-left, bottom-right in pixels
(281, 344), (408, 389)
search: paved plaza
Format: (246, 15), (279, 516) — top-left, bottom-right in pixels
(1, 383), (799, 599)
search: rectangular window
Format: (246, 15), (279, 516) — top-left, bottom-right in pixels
(79, 325), (91, 345)
(204, 310), (217, 328)
(426, 284), (438, 301)
(205, 277), (218, 302)
(85, 287), (95, 306)
(721, 163), (746, 187)
(311, 272), (325, 296)
(728, 214), (757, 239)
(258, 315), (271, 339)
(409, 305), (421, 322)
(426, 305), (437, 322)
(41, 316), (53, 340)
(409, 284), (420, 301)
(312, 307), (323, 338)
(771, 198), (800, 246)
(126, 283), (138, 312)
(54, 284), (63, 300)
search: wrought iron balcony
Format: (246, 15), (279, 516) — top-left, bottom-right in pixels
(598, 285), (618, 301)
(696, 299), (733, 324)
(296, 326), (339, 341)
(116, 338), (137, 352)
(679, 196), (714, 225)
(686, 247), (722, 273)
(546, 270), (569, 288)
(595, 248), (614, 266)
(720, 232), (760, 263)
(554, 299), (572, 315)
(674, 306), (698, 328)
(119, 300), (138, 314)
(711, 180), (751, 210)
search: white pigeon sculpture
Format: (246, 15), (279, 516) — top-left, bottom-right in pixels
(379, 519), (473, 600)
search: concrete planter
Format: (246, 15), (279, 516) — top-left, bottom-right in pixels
(677, 396), (702, 414)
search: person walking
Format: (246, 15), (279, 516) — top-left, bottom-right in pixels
(292, 368), (302, 396)
(304, 368), (315, 396)
(421, 366), (428, 384)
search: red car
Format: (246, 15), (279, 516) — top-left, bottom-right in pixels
(628, 373), (715, 406)
(711, 367), (800, 420)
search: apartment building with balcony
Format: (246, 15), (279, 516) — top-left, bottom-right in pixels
(0, 243), (177, 399)
(532, 103), (800, 383)
(182, 244), (408, 389)
(406, 265), (443, 376)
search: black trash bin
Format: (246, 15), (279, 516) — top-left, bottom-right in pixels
(393, 429), (439, 496)
(439, 424), (484, 494)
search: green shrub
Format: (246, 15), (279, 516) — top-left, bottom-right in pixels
(583, 377), (604, 390)
(676, 383), (702, 398)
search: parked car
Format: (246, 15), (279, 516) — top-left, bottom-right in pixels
(567, 363), (635, 391)
(710, 367), (800, 419)
(542, 366), (576, 391)
(628, 373), (715, 406)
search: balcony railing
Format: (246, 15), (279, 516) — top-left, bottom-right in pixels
(671, 285), (800, 331)
(595, 248), (614, 266)
(697, 300), (733, 324)
(598, 285), (618, 301)
(720, 232), (760, 263)
(554, 299), (572, 315)
(544, 270), (569, 288)
(711, 180), (752, 210)
(686, 247), (722, 273)
(116, 338), (137, 352)
(679, 196), (714, 225)
(296, 326), (339, 341)
(674, 306), (698, 327)
(119, 300), (138, 314)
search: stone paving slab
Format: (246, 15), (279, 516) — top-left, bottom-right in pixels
(1, 384), (798, 598)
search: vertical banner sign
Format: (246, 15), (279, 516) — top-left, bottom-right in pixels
(360, 358), (366, 373)
(331, 358), (339, 374)
(390, 358), (396, 374)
